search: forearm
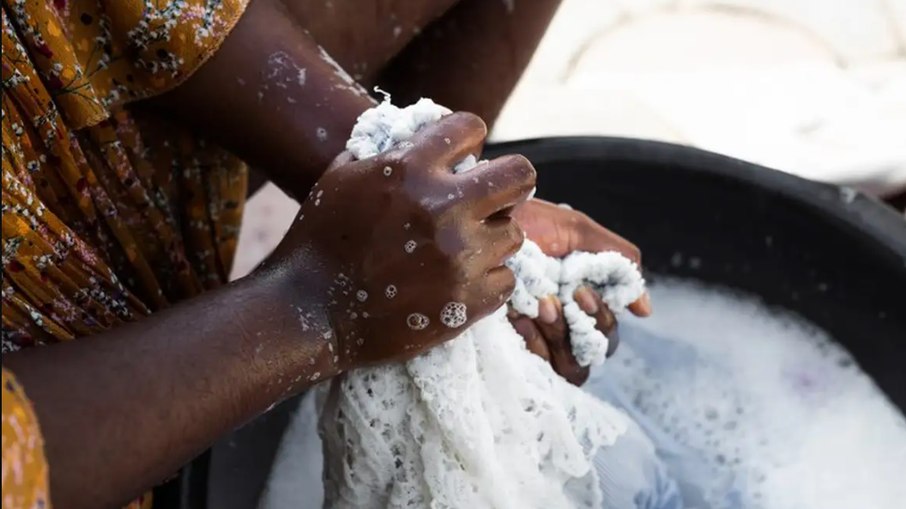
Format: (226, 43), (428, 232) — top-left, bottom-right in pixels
(153, 0), (375, 199)
(378, 0), (563, 127)
(2, 265), (334, 509)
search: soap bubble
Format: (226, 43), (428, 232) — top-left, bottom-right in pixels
(406, 313), (429, 330)
(440, 302), (467, 328)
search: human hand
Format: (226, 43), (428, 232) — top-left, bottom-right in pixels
(270, 113), (536, 372)
(510, 199), (651, 385)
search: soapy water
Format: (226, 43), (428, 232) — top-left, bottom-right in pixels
(589, 277), (906, 509)
(261, 277), (906, 509)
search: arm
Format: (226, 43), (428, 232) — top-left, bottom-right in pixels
(377, 0), (564, 127)
(151, 0), (376, 200)
(2, 114), (534, 509)
(2, 263), (334, 509)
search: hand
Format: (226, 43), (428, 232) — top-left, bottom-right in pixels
(510, 199), (652, 385)
(270, 113), (536, 372)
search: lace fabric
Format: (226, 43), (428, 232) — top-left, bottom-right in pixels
(318, 99), (647, 509)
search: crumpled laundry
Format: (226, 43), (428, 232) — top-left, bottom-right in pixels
(318, 98), (648, 509)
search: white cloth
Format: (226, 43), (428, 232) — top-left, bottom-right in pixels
(276, 99), (649, 509)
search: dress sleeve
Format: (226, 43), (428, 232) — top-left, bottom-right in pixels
(4, 0), (250, 129)
(1, 367), (50, 509)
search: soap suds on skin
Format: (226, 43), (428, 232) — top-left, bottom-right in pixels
(439, 301), (468, 329)
(316, 45), (369, 98)
(406, 313), (430, 330)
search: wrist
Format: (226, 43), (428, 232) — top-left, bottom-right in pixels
(247, 248), (344, 381)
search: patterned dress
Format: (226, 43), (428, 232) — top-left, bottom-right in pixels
(2, 1), (250, 507)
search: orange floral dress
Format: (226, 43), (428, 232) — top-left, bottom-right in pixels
(2, 0), (250, 507)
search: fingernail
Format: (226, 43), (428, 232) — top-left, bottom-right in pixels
(538, 297), (558, 324)
(574, 287), (599, 314)
(637, 292), (652, 316)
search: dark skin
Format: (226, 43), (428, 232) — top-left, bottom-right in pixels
(159, 0), (652, 366)
(4, 0), (648, 507)
(274, 113), (536, 369)
(4, 115), (532, 509)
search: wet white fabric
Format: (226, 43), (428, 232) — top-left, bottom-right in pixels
(316, 99), (647, 509)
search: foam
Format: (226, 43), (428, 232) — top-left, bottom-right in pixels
(590, 277), (906, 509)
(405, 312), (430, 330)
(439, 302), (468, 329)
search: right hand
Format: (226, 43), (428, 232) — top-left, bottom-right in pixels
(270, 112), (536, 372)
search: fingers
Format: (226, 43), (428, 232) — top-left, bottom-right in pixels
(509, 312), (550, 361)
(628, 292), (652, 317)
(477, 217), (525, 267)
(483, 265), (516, 306)
(568, 211), (652, 318)
(575, 287), (620, 356)
(458, 154), (537, 219)
(327, 150), (356, 171)
(403, 112), (487, 170)
(578, 220), (641, 265)
(536, 297), (589, 386)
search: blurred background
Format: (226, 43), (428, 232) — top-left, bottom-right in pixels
(232, 0), (906, 279)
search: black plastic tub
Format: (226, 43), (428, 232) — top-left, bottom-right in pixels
(160, 137), (906, 509)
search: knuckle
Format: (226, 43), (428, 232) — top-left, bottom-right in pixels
(501, 222), (526, 256)
(632, 246), (642, 265)
(451, 111), (488, 138)
(498, 268), (517, 296)
(500, 154), (536, 183)
(629, 245), (642, 264)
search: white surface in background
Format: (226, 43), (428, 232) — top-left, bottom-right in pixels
(232, 0), (906, 279)
(493, 2), (906, 196)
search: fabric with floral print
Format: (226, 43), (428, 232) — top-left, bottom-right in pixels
(2, 0), (249, 507)
(2, 368), (49, 509)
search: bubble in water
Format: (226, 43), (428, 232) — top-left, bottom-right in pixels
(440, 302), (467, 328)
(316, 127), (328, 141)
(407, 313), (429, 330)
(404, 240), (417, 253)
(356, 290), (368, 302)
(383, 166), (393, 176)
(385, 285), (397, 299)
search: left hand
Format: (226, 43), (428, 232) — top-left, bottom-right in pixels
(509, 199), (652, 385)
